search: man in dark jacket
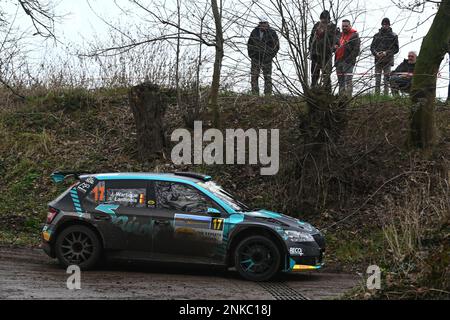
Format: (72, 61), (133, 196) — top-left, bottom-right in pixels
(309, 10), (339, 90)
(335, 19), (361, 97)
(247, 17), (280, 96)
(390, 51), (417, 95)
(370, 18), (399, 95)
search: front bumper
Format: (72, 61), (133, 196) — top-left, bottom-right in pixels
(284, 234), (325, 272)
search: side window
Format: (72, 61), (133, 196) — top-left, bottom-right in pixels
(106, 187), (147, 208)
(155, 181), (220, 214)
(85, 180), (148, 208)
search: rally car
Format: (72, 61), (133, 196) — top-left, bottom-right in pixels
(42, 171), (325, 281)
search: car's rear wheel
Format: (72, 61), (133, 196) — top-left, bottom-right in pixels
(55, 225), (101, 270)
(234, 235), (280, 281)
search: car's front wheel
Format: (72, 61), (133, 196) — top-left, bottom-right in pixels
(55, 225), (101, 270)
(234, 235), (280, 281)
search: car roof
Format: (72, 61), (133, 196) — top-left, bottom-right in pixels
(81, 172), (212, 183)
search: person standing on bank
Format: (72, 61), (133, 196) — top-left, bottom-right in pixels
(247, 17), (280, 96)
(309, 10), (339, 90)
(370, 18), (399, 96)
(335, 19), (361, 97)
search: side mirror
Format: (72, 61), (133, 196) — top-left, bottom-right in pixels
(207, 208), (221, 216)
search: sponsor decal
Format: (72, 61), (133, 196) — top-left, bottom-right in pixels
(77, 176), (97, 195)
(107, 188), (146, 206)
(174, 214), (224, 242)
(95, 204), (120, 215)
(42, 230), (52, 241)
(111, 215), (152, 236)
(289, 247), (304, 256)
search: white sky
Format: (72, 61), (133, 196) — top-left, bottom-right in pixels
(6, 0), (450, 98)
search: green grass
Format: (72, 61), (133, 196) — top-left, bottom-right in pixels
(0, 229), (40, 246)
(326, 229), (387, 267)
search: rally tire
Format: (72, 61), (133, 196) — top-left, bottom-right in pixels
(55, 225), (102, 270)
(234, 235), (280, 282)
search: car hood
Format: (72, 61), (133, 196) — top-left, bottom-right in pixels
(240, 209), (319, 234)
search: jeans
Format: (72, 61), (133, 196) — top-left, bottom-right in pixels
(336, 60), (355, 97)
(375, 62), (391, 95)
(390, 75), (411, 95)
(251, 59), (273, 95)
(311, 56), (333, 90)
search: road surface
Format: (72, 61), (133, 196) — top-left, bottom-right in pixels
(0, 246), (360, 300)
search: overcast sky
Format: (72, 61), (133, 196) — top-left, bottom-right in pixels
(8, 0), (450, 98)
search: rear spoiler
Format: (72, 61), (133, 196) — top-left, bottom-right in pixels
(173, 172), (212, 182)
(51, 171), (91, 183)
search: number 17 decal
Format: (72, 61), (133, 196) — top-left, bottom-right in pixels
(212, 218), (224, 231)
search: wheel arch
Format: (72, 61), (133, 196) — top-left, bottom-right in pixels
(226, 225), (288, 268)
(53, 219), (105, 249)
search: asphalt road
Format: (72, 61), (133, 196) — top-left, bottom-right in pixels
(0, 246), (360, 300)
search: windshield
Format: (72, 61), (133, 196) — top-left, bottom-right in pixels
(198, 181), (250, 212)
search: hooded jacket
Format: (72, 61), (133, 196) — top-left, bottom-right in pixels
(309, 21), (340, 59)
(335, 28), (361, 65)
(370, 27), (399, 66)
(247, 26), (280, 63)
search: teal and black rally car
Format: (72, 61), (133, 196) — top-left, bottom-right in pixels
(42, 172), (325, 281)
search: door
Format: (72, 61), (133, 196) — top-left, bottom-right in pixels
(152, 181), (227, 264)
(84, 179), (154, 254)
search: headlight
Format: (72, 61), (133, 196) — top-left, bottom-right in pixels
(297, 220), (319, 233)
(283, 230), (315, 242)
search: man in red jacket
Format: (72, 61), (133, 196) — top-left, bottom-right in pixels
(335, 20), (361, 97)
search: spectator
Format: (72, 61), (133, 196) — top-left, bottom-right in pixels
(309, 10), (339, 90)
(390, 51), (417, 95)
(335, 19), (361, 97)
(370, 18), (399, 95)
(247, 17), (280, 96)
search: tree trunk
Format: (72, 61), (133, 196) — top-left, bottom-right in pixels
(129, 83), (169, 160)
(210, 0), (223, 126)
(409, 0), (450, 149)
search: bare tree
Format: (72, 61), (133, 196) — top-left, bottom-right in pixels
(0, 0), (56, 97)
(86, 0), (224, 124)
(210, 0), (224, 125)
(17, 0), (56, 38)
